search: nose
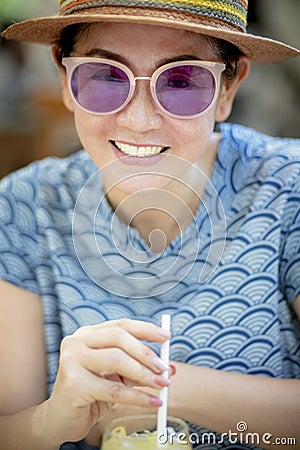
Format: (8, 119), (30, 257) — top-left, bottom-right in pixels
(116, 79), (163, 132)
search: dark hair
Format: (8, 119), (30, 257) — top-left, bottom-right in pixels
(53, 23), (91, 66)
(205, 35), (243, 79)
(53, 23), (243, 80)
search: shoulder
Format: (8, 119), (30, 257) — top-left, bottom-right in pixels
(220, 123), (300, 185)
(220, 123), (300, 159)
(0, 150), (97, 205)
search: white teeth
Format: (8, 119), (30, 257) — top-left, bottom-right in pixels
(115, 141), (165, 157)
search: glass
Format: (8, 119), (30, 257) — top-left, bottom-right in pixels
(100, 414), (193, 449)
(62, 57), (225, 119)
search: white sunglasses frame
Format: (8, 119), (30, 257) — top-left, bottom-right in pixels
(62, 57), (226, 119)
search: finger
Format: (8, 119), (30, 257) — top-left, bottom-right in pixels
(118, 363), (177, 387)
(59, 333), (170, 391)
(82, 347), (171, 390)
(170, 363), (177, 377)
(104, 373), (124, 383)
(82, 327), (169, 373)
(86, 372), (163, 408)
(75, 318), (170, 342)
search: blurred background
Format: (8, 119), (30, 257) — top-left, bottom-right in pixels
(0, 0), (299, 178)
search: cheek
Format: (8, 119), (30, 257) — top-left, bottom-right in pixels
(74, 110), (102, 142)
(73, 110), (113, 162)
(174, 112), (216, 160)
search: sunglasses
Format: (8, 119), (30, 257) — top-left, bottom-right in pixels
(62, 57), (226, 119)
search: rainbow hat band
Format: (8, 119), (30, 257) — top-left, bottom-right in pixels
(59, 0), (248, 32)
(2, 0), (300, 63)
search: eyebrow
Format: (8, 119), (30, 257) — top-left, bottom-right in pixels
(84, 48), (128, 64)
(83, 48), (203, 68)
(157, 55), (204, 65)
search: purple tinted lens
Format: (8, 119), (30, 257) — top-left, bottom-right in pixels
(71, 62), (130, 113)
(156, 65), (215, 116)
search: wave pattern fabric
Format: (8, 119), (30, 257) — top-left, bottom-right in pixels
(0, 123), (300, 449)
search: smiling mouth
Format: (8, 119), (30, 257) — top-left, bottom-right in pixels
(111, 140), (169, 157)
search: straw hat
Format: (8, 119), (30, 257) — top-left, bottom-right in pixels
(2, 0), (300, 63)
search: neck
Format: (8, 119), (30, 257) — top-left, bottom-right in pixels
(104, 133), (220, 253)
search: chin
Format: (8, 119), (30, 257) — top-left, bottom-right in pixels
(114, 173), (173, 194)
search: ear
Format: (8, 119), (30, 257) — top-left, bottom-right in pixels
(59, 71), (75, 113)
(215, 56), (250, 122)
(51, 45), (75, 113)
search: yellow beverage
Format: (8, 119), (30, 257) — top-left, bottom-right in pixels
(101, 415), (192, 450)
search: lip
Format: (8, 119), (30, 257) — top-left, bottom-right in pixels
(110, 140), (170, 166)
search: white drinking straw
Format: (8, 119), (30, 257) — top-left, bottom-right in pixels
(156, 313), (171, 439)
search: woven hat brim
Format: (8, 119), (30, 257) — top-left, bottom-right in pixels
(2, 11), (300, 64)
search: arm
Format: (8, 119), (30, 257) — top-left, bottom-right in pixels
(168, 296), (300, 449)
(0, 280), (55, 449)
(0, 281), (47, 414)
(86, 298), (300, 448)
(0, 280), (170, 449)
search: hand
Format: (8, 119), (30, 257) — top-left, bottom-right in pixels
(42, 319), (171, 446)
(86, 365), (177, 447)
(86, 397), (157, 446)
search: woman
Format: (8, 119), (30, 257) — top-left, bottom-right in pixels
(0, 1), (299, 449)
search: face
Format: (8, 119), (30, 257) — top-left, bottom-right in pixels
(60, 23), (245, 194)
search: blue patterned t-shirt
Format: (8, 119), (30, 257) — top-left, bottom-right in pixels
(0, 123), (300, 449)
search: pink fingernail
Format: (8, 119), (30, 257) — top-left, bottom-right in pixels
(153, 357), (169, 372)
(170, 364), (177, 376)
(158, 330), (171, 338)
(154, 375), (171, 387)
(149, 396), (163, 407)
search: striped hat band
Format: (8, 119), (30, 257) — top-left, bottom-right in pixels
(59, 0), (248, 33)
(2, 0), (299, 63)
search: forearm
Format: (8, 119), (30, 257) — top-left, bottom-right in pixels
(169, 362), (300, 449)
(0, 401), (60, 450)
